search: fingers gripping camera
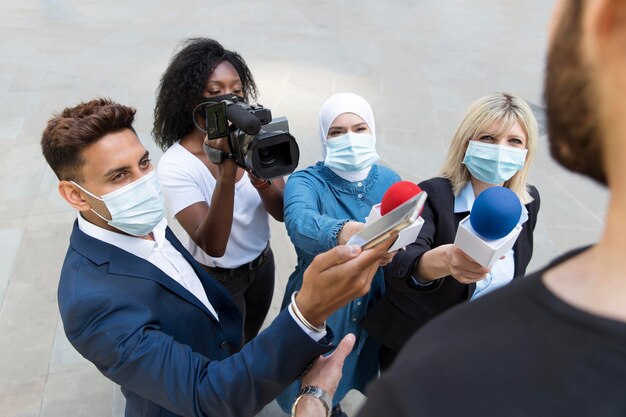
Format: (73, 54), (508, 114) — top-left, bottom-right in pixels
(194, 94), (300, 179)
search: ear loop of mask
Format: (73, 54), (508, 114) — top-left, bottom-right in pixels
(70, 181), (113, 222)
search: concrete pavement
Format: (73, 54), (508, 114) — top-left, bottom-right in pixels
(0, 1), (607, 416)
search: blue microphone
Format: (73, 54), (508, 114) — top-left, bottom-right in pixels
(470, 186), (522, 240)
(454, 186), (523, 268)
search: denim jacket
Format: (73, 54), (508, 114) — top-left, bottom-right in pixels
(277, 162), (401, 411)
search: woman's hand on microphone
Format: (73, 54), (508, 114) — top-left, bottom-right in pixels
(417, 244), (490, 285)
(337, 221), (365, 246)
(379, 250), (398, 267)
(445, 244), (490, 284)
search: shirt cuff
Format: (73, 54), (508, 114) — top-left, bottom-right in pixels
(288, 302), (327, 342)
(410, 275), (435, 288)
(328, 219), (350, 248)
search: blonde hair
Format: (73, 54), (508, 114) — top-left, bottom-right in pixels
(441, 92), (538, 204)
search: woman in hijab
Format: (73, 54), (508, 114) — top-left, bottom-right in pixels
(276, 93), (401, 416)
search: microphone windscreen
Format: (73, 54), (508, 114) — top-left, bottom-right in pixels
(470, 186), (522, 240)
(380, 181), (423, 216)
(225, 103), (262, 135)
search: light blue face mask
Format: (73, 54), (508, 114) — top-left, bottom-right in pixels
(324, 132), (380, 171)
(72, 170), (165, 237)
(462, 141), (528, 184)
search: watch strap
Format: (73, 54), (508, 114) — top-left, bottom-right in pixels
(291, 385), (331, 417)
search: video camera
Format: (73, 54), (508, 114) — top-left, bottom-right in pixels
(194, 94), (300, 180)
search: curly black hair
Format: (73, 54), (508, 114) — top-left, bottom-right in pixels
(153, 38), (258, 150)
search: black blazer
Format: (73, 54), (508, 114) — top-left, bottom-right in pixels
(361, 177), (540, 352)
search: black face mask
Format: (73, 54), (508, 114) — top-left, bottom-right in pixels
(203, 141), (233, 165)
(201, 93), (246, 104)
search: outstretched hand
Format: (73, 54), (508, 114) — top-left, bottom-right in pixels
(446, 244), (491, 284)
(296, 233), (397, 328)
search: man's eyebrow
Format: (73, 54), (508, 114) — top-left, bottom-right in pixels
(102, 151), (149, 178)
(103, 165), (129, 179)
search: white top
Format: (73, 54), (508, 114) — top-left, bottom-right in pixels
(453, 182), (528, 300)
(157, 142), (270, 268)
(77, 215), (219, 320)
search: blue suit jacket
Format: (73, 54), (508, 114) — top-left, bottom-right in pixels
(58, 220), (334, 417)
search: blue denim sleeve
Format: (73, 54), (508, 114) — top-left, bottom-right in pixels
(284, 170), (350, 254)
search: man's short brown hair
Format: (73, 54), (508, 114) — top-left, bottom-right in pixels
(41, 98), (137, 181)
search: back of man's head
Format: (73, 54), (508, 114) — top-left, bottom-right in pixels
(41, 98), (136, 182)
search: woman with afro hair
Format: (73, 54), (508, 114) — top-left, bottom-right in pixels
(153, 38), (284, 345)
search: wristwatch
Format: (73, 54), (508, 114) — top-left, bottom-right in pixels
(291, 385), (331, 417)
(250, 176), (271, 190)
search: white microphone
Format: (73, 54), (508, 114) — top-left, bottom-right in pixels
(453, 186), (523, 268)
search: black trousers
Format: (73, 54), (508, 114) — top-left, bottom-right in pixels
(203, 245), (275, 345)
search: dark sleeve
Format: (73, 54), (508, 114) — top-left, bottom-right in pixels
(384, 178), (450, 292)
(63, 288), (333, 417)
(527, 184), (540, 231)
(512, 185), (541, 278)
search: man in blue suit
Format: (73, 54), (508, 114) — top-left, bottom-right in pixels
(40, 98), (392, 417)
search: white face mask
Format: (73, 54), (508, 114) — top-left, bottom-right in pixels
(324, 132), (380, 171)
(462, 141), (528, 184)
(72, 170), (164, 237)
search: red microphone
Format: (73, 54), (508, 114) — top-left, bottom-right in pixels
(380, 181), (423, 216)
(365, 181), (426, 252)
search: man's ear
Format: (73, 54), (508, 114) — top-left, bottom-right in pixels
(58, 181), (92, 212)
(586, 0), (626, 55)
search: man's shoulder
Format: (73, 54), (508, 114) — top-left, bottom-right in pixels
(366, 252), (626, 416)
(366, 275), (546, 415)
(59, 223), (153, 305)
(414, 272), (542, 341)
(58, 241), (128, 305)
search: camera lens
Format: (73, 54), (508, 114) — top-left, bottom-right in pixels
(258, 145), (279, 167)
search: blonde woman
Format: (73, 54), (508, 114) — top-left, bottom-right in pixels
(362, 92), (540, 370)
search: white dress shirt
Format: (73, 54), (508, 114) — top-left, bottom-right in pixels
(77, 215), (219, 320)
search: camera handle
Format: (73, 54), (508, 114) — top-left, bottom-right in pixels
(202, 142), (235, 165)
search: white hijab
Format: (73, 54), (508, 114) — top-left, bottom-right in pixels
(319, 93), (377, 182)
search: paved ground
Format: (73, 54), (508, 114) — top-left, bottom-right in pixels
(0, 1), (609, 416)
